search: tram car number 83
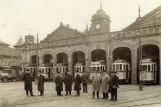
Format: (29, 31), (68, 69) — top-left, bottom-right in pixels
(140, 58), (157, 84)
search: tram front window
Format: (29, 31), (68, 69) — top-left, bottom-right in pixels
(148, 65), (150, 71)
(142, 65), (147, 71)
(120, 64), (122, 71)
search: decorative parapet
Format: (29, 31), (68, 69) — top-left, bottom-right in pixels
(111, 27), (161, 40)
(22, 34), (109, 50)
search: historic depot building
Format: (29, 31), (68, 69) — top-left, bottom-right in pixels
(19, 5), (161, 84)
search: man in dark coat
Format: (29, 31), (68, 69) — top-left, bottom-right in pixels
(38, 71), (45, 96)
(109, 71), (119, 101)
(64, 70), (73, 95)
(22, 69), (34, 96)
(81, 71), (88, 93)
(74, 70), (81, 96)
(55, 71), (63, 96)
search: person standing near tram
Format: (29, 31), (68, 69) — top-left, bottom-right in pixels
(37, 71), (45, 96)
(81, 71), (88, 93)
(22, 69), (35, 96)
(74, 70), (81, 96)
(64, 70), (73, 95)
(109, 71), (119, 101)
(91, 69), (101, 99)
(101, 70), (110, 100)
(55, 71), (63, 96)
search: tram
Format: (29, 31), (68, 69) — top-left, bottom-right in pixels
(26, 66), (53, 81)
(89, 60), (105, 81)
(27, 67), (36, 80)
(74, 63), (85, 77)
(139, 58), (157, 84)
(112, 59), (130, 83)
(38, 66), (53, 81)
(55, 63), (67, 79)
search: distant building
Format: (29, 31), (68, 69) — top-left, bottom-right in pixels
(0, 37), (22, 69)
(20, 4), (161, 84)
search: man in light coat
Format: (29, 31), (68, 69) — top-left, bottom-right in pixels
(91, 69), (101, 99)
(101, 70), (110, 100)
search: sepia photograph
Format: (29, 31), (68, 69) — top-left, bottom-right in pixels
(0, 0), (161, 107)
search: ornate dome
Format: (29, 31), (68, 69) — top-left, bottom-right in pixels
(92, 9), (110, 21)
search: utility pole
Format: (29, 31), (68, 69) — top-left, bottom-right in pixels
(138, 6), (143, 91)
(35, 33), (39, 84)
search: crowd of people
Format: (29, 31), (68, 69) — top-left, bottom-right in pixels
(22, 69), (119, 101)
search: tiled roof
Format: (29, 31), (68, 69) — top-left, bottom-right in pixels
(123, 5), (161, 31)
(0, 40), (9, 46)
(42, 24), (85, 42)
(0, 46), (21, 57)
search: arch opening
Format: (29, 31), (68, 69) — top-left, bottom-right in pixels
(112, 47), (131, 84)
(137, 44), (160, 84)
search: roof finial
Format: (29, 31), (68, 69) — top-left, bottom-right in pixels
(29, 28), (30, 35)
(100, 0), (102, 9)
(60, 13), (63, 26)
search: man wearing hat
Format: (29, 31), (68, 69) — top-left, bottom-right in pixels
(91, 69), (101, 99)
(74, 70), (81, 96)
(22, 69), (35, 96)
(64, 70), (73, 95)
(55, 71), (63, 96)
(101, 70), (110, 100)
(109, 71), (119, 101)
(81, 71), (88, 93)
(38, 70), (45, 96)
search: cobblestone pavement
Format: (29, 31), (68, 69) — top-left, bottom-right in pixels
(0, 82), (161, 107)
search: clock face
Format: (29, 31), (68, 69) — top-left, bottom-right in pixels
(96, 24), (100, 29)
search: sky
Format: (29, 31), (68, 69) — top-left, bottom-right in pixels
(0, 0), (161, 47)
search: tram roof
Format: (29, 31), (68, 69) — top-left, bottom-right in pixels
(91, 61), (105, 65)
(113, 59), (129, 64)
(141, 58), (156, 63)
(75, 63), (84, 66)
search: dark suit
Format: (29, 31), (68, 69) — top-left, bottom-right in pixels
(38, 75), (45, 96)
(81, 73), (88, 93)
(64, 73), (73, 95)
(74, 73), (81, 96)
(110, 75), (119, 101)
(55, 75), (63, 96)
(22, 73), (34, 96)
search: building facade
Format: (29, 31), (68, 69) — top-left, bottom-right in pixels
(0, 39), (22, 69)
(20, 5), (161, 84)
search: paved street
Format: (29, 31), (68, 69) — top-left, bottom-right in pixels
(0, 82), (161, 107)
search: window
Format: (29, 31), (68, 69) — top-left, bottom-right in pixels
(142, 65), (147, 71)
(120, 64), (122, 71)
(148, 65), (150, 71)
(126, 65), (128, 71)
(155, 28), (159, 33)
